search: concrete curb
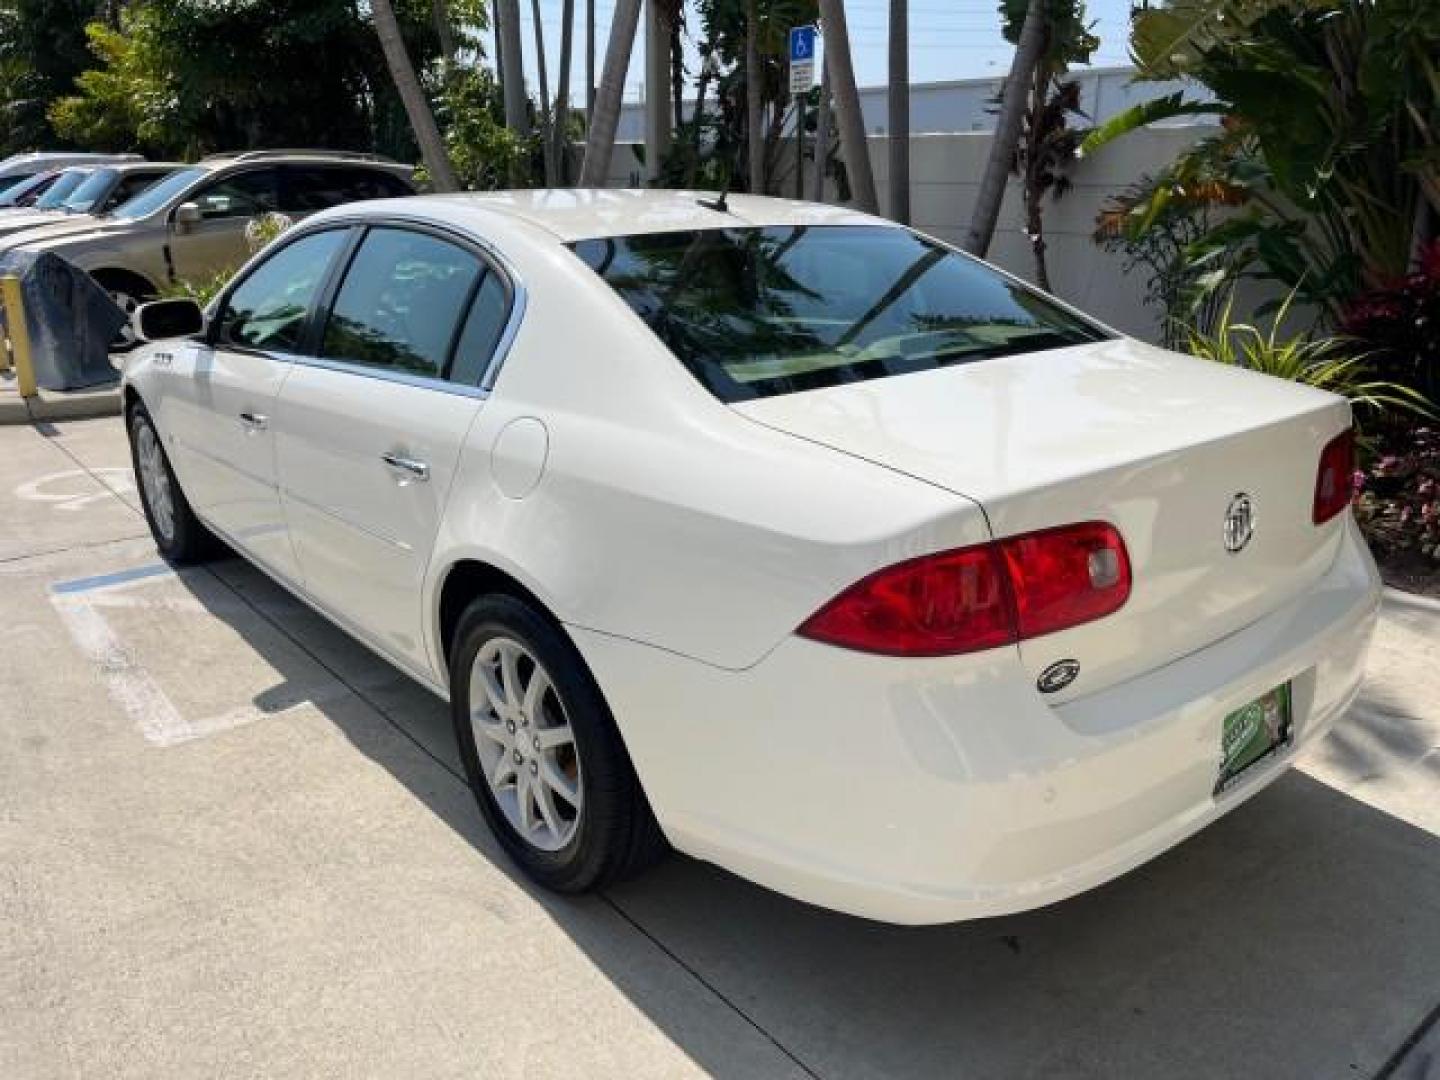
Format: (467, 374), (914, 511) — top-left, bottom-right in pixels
(0, 379), (122, 425)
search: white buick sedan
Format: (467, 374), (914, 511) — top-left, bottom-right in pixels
(123, 190), (1380, 924)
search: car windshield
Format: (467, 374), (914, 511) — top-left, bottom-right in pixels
(109, 166), (205, 220)
(571, 225), (1110, 402)
(32, 170), (91, 210)
(59, 168), (118, 213)
(0, 172), (50, 208)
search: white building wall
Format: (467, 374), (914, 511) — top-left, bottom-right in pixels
(614, 67), (1203, 141)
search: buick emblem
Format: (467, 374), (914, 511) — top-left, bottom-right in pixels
(1223, 493), (1255, 553)
(1037, 659), (1080, 694)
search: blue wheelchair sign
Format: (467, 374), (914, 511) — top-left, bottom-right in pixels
(789, 26), (816, 64)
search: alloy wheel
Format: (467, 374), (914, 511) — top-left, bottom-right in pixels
(468, 636), (583, 851)
(134, 421), (175, 543)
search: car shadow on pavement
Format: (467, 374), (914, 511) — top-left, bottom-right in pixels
(183, 558), (1440, 1080)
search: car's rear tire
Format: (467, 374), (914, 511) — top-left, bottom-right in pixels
(127, 402), (215, 563)
(450, 594), (667, 891)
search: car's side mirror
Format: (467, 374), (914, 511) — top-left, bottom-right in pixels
(133, 298), (205, 342)
(172, 202), (202, 233)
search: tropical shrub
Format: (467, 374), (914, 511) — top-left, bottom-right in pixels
(1184, 288), (1433, 426)
(1340, 240), (1440, 404)
(1084, 0), (1440, 319)
(1354, 427), (1440, 564)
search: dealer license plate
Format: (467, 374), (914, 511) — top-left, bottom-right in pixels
(1214, 683), (1293, 795)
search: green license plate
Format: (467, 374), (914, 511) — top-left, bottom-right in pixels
(1214, 683), (1293, 795)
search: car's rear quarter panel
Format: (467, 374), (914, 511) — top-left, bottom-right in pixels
(425, 216), (992, 673)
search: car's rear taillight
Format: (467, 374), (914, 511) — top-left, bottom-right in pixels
(999, 522), (1131, 640)
(798, 522), (1131, 657)
(1313, 428), (1356, 524)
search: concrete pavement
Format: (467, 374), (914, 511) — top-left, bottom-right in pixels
(1, 415), (1437, 1079)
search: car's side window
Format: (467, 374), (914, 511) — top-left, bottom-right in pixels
(281, 167), (411, 214)
(320, 227), (481, 379)
(192, 169), (279, 220)
(215, 229), (348, 353)
(447, 271), (510, 386)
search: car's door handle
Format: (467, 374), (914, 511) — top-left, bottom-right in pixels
(239, 411), (268, 432)
(380, 451), (430, 483)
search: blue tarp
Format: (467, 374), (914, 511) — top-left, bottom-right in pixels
(0, 250), (125, 390)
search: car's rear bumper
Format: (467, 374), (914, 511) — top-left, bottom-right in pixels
(571, 517), (1381, 925)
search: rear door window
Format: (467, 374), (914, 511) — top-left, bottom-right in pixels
(571, 225), (1109, 401)
(282, 166), (411, 212)
(320, 227), (482, 379)
(447, 271), (510, 386)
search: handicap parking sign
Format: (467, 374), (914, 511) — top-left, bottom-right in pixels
(789, 26), (817, 94)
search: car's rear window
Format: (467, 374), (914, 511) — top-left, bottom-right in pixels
(570, 224), (1110, 401)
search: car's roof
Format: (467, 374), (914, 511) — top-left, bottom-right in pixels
(104, 161), (186, 173)
(399, 188), (887, 242)
(196, 152), (414, 176)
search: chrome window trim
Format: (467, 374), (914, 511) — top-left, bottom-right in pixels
(289, 353), (491, 400)
(279, 210), (528, 395)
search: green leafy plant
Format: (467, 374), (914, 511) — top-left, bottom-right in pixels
(156, 267), (236, 307)
(1084, 0), (1440, 319)
(1185, 287), (1435, 425)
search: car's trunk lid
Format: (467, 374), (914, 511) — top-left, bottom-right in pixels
(733, 338), (1352, 700)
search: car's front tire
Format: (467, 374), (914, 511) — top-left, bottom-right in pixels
(127, 402), (215, 563)
(450, 594), (667, 891)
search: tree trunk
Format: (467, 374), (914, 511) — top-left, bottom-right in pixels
(370, 0), (460, 192)
(686, 60), (712, 188)
(586, 0), (596, 120)
(578, 0), (643, 186)
(745, 0), (764, 193)
(887, 0), (909, 223)
(964, 0), (1046, 257)
(811, 62), (830, 201)
(817, 0), (878, 213)
(497, 0), (529, 143)
(644, 0), (671, 183)
(670, 17), (685, 133)
(530, 0), (557, 184)
(432, 0), (458, 75)
(554, 0), (576, 182)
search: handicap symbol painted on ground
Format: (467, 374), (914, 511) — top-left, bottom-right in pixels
(14, 467), (136, 511)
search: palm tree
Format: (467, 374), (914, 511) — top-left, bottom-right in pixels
(817, 0), (878, 214)
(496, 0), (530, 140)
(586, 0), (596, 119)
(746, 0), (764, 193)
(811, 62), (830, 201)
(888, 0), (909, 223)
(553, 0), (577, 181)
(579, 0), (644, 185)
(432, 0), (458, 77)
(964, 0), (1047, 256)
(530, 0), (558, 183)
(370, 0), (460, 191)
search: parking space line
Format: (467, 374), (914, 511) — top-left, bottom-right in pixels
(51, 561), (173, 595)
(49, 562), (320, 748)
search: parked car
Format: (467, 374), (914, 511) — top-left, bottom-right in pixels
(55, 162), (185, 217)
(0, 151), (142, 188)
(0, 170), (64, 208)
(2, 150), (413, 329)
(120, 190), (1381, 925)
(0, 164), (182, 244)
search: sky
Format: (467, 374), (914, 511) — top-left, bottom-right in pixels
(490, 0), (1135, 103)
